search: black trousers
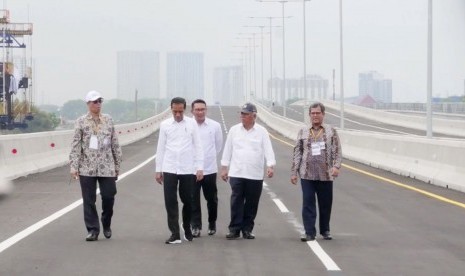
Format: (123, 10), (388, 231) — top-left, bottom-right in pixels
(163, 173), (195, 236)
(228, 177), (263, 233)
(79, 176), (117, 234)
(191, 173), (218, 230)
(301, 179), (333, 236)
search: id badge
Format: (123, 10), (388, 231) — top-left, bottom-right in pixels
(311, 143), (321, 156)
(319, 141), (326, 150)
(89, 135), (99, 150)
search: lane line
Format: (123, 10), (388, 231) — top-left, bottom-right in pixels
(0, 155), (156, 254)
(268, 132), (465, 210)
(272, 199), (289, 213)
(263, 181), (341, 271)
(344, 163), (465, 209)
(306, 241), (341, 271)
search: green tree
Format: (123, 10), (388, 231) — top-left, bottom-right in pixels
(21, 111), (61, 133)
(61, 99), (87, 120)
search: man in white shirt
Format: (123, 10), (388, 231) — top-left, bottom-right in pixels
(190, 99), (223, 237)
(220, 103), (276, 240)
(155, 97), (204, 244)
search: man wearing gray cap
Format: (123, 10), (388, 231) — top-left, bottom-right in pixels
(221, 103), (276, 240)
(69, 90), (122, 241)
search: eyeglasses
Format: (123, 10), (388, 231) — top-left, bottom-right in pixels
(91, 98), (103, 104)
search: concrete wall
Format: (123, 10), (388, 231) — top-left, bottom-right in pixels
(254, 101), (465, 193)
(0, 109), (171, 180)
(321, 100), (465, 137)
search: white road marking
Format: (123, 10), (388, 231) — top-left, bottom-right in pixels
(263, 181), (342, 272)
(306, 241), (341, 271)
(272, 199), (289, 213)
(0, 155), (156, 254)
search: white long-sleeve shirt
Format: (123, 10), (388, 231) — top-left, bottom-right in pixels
(221, 123), (276, 180)
(155, 116), (203, 174)
(197, 117), (223, 175)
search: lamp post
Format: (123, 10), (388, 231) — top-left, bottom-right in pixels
(287, 0), (312, 123)
(236, 34), (260, 101)
(256, 0), (290, 117)
(339, 0), (345, 129)
(426, 0), (432, 138)
(243, 25), (271, 101)
(249, 16), (282, 106)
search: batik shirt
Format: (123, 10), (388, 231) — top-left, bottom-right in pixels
(291, 123), (342, 181)
(69, 113), (122, 177)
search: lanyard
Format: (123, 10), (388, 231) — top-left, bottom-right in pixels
(310, 128), (323, 140)
(92, 117), (102, 135)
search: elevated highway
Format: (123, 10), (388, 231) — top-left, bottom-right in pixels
(1, 106), (465, 275)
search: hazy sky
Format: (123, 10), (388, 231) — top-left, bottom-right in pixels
(5, 0), (465, 105)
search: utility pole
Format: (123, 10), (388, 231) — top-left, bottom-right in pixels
(135, 89), (138, 122)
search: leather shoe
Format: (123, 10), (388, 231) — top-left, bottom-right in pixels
(322, 231), (332, 240)
(300, 235), (315, 242)
(192, 228), (201, 238)
(86, 232), (98, 241)
(226, 231), (240, 240)
(208, 223), (216, 236)
(242, 231), (255, 239)
(103, 227), (112, 239)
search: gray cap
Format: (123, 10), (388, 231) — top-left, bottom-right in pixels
(241, 103), (257, 113)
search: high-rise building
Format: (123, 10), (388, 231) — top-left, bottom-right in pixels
(117, 51), (160, 101)
(359, 71), (392, 103)
(166, 52), (204, 101)
(213, 66), (243, 106)
(268, 75), (329, 104)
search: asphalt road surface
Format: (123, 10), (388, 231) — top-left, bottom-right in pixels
(1, 106), (464, 275)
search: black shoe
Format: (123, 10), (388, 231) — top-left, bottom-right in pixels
(165, 234), (181, 244)
(208, 223), (216, 236)
(226, 231), (240, 240)
(300, 235), (315, 242)
(184, 231), (194, 242)
(103, 227), (112, 239)
(242, 231), (255, 240)
(85, 232), (98, 241)
(192, 227), (201, 238)
(322, 231), (333, 240)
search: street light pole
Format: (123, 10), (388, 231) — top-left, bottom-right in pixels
(339, 0), (345, 129)
(281, 0), (287, 117)
(426, 0), (433, 138)
(302, 0), (310, 124)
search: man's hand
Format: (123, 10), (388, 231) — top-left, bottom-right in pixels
(155, 172), (163, 185)
(220, 166), (229, 182)
(331, 167), (340, 177)
(290, 175), (298, 185)
(266, 167), (274, 178)
(70, 169), (79, 180)
(196, 170), (204, 182)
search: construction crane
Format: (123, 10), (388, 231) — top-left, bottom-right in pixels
(0, 9), (33, 130)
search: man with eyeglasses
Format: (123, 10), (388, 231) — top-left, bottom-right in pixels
(291, 102), (342, 242)
(221, 103), (276, 240)
(69, 90), (122, 241)
(190, 99), (223, 238)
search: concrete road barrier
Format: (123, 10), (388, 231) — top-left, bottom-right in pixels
(254, 101), (465, 192)
(0, 109), (170, 180)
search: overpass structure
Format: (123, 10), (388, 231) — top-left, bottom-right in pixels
(1, 105), (465, 275)
(1, 100), (463, 192)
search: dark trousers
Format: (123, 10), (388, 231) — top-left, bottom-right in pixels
(191, 173), (218, 230)
(301, 179), (333, 236)
(163, 172), (195, 236)
(79, 176), (117, 234)
(228, 177), (263, 233)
